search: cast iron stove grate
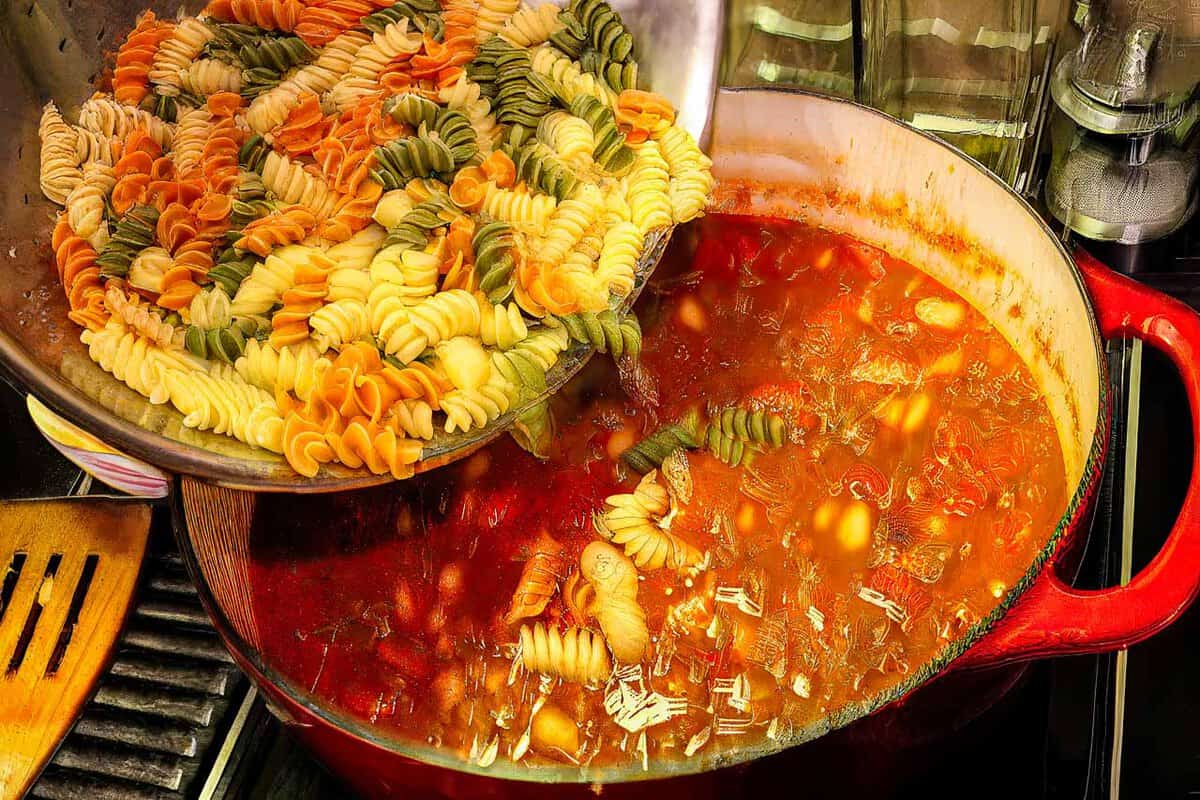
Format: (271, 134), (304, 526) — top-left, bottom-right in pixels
(29, 543), (252, 800)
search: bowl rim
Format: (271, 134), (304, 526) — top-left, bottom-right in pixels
(170, 85), (1111, 784)
(0, 218), (670, 494)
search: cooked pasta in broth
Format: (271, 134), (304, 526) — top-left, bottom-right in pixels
(249, 214), (1068, 773)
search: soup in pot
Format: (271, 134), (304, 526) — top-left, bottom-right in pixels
(248, 213), (1068, 773)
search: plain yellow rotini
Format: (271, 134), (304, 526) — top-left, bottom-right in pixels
(595, 220), (642, 297)
(482, 184), (557, 234)
(260, 151), (339, 219)
(371, 190), (415, 228)
(579, 540), (649, 663)
(435, 335), (492, 391)
(126, 247), (178, 296)
(65, 167), (114, 249)
(625, 141), (674, 235)
(377, 289), (482, 363)
(77, 97), (174, 149)
(39, 102), (83, 205)
(498, 3), (562, 47)
(595, 471), (704, 572)
(161, 366), (284, 450)
(440, 378), (512, 433)
(475, 0), (521, 40)
(536, 183), (604, 267)
(179, 58), (243, 97)
(478, 298), (529, 349)
(310, 298), (370, 351)
(149, 18), (214, 96)
(326, 224), (386, 270)
(235, 338), (330, 402)
(519, 622), (612, 686)
(188, 287), (234, 330)
(73, 126), (117, 167)
(81, 320), (204, 405)
(657, 126), (714, 223)
(170, 106), (213, 176)
(388, 397), (436, 440)
(366, 243), (440, 319)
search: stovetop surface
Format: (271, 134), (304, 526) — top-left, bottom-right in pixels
(2, 220), (1198, 800)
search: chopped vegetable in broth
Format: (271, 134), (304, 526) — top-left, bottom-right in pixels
(249, 214), (1068, 774)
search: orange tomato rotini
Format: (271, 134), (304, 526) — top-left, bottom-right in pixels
(203, 0), (304, 32)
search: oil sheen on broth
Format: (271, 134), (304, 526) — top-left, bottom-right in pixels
(249, 214), (1067, 772)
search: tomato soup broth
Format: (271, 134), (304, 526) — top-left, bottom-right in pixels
(248, 214), (1067, 773)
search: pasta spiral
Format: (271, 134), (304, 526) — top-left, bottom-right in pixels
(310, 298), (370, 351)
(52, 218), (109, 332)
(64, 166), (114, 250)
(528, 44), (613, 107)
(81, 320), (203, 405)
(504, 140), (579, 201)
(161, 366), (283, 449)
(113, 12), (174, 106)
(366, 243), (440, 318)
(569, 94), (634, 174)
(579, 540), (648, 663)
(255, 150), (340, 219)
(77, 98), (174, 150)
(595, 471), (704, 572)
(625, 141), (673, 234)
(658, 125), (714, 223)
(477, 298), (528, 349)
(179, 58), (243, 96)
(537, 110), (594, 167)
(704, 405), (788, 448)
(373, 132), (456, 190)
(235, 205), (319, 257)
(269, 255), (332, 349)
(245, 30), (369, 132)
(476, 0), (520, 40)
(149, 18), (214, 95)
(536, 183), (603, 266)
(204, 0), (305, 32)
(499, 3), (562, 47)
(519, 622), (612, 686)
(482, 184), (556, 233)
(39, 103), (83, 204)
(236, 338), (330, 401)
(619, 417), (700, 474)
(105, 285), (183, 348)
(377, 288), (481, 363)
(361, 0), (441, 36)
(438, 75), (499, 153)
(556, 309), (641, 359)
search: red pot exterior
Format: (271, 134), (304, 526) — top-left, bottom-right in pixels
(958, 250), (1200, 667)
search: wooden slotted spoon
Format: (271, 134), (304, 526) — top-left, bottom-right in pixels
(0, 499), (151, 800)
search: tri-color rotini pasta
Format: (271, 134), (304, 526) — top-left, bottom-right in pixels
(38, 0), (713, 479)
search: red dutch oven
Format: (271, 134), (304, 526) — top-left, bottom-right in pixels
(158, 88), (1200, 797)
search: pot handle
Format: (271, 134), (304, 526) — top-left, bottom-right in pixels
(959, 249), (1200, 668)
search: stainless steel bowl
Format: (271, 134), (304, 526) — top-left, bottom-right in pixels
(0, 0), (723, 492)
